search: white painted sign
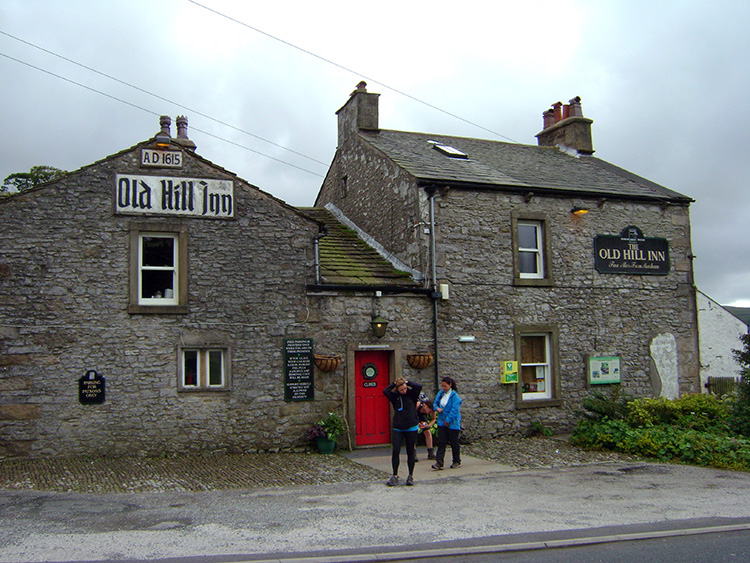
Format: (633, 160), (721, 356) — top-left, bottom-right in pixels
(141, 149), (183, 168)
(115, 175), (234, 218)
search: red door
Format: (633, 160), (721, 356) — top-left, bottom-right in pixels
(355, 351), (391, 446)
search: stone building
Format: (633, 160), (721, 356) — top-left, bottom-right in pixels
(316, 83), (700, 439)
(0, 116), (430, 458)
(0, 85), (703, 459)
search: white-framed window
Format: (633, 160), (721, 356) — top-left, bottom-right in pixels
(180, 348), (229, 391)
(518, 221), (544, 279)
(128, 223), (188, 314)
(139, 233), (178, 305)
(515, 325), (561, 407)
(512, 213), (553, 286)
(520, 333), (552, 400)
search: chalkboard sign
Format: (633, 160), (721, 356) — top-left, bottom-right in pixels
(284, 339), (314, 402)
(79, 370), (106, 404)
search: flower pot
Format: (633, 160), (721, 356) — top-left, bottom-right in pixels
(316, 437), (336, 454)
(407, 352), (433, 369)
(314, 354), (342, 372)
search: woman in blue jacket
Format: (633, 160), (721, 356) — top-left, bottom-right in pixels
(432, 376), (462, 470)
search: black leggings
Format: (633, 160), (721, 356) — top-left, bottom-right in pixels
(391, 430), (417, 476)
(436, 426), (461, 465)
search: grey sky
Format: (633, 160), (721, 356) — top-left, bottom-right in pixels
(2, 0), (748, 305)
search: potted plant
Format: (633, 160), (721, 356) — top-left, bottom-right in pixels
(307, 411), (345, 454)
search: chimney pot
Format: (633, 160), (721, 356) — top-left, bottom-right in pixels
(176, 115), (189, 139)
(543, 109), (556, 129)
(553, 102), (563, 123)
(159, 115), (172, 136)
(567, 96), (583, 117)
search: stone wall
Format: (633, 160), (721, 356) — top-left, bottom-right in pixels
(432, 189), (699, 438)
(0, 145), (347, 459)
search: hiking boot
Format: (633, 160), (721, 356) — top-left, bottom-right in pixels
(450, 462), (461, 469)
(427, 448), (436, 460)
(386, 475), (399, 487)
(431, 462), (444, 470)
(406, 475), (414, 486)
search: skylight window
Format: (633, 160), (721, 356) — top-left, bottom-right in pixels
(430, 142), (468, 159)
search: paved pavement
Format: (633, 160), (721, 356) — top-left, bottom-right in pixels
(2, 446), (750, 562)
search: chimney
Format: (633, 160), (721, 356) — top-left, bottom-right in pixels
(535, 96), (594, 155)
(159, 115), (172, 136)
(336, 81), (380, 144)
(173, 115), (197, 151)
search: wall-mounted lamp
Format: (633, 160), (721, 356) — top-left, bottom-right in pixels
(571, 206), (589, 216)
(370, 315), (389, 339)
(155, 133), (171, 148)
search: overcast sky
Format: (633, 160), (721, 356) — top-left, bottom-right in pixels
(2, 0), (749, 307)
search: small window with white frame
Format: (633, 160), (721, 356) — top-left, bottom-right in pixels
(520, 333), (552, 400)
(515, 325), (561, 407)
(518, 221), (544, 278)
(139, 233), (178, 304)
(512, 213), (553, 286)
(128, 223), (188, 314)
(180, 347), (229, 391)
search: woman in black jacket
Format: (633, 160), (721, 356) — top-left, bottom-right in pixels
(382, 377), (422, 486)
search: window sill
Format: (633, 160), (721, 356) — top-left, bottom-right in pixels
(513, 278), (554, 287)
(128, 304), (190, 315)
(178, 387), (231, 393)
(516, 398), (563, 409)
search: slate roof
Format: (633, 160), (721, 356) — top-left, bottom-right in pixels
(299, 207), (420, 288)
(360, 130), (692, 203)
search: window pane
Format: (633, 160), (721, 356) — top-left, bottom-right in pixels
(208, 350), (223, 386)
(184, 350), (198, 386)
(142, 236), (174, 267)
(519, 251), (538, 274)
(518, 224), (538, 249)
(141, 270), (175, 299)
(521, 335), (546, 363)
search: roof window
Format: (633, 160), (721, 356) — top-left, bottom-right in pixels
(428, 140), (468, 159)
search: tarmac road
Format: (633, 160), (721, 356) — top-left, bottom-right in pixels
(2, 452), (750, 562)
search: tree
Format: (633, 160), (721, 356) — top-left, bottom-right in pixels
(2, 165), (67, 193)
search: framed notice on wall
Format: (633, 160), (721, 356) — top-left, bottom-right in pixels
(284, 338), (314, 401)
(587, 356), (621, 385)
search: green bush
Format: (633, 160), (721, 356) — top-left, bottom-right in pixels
(730, 333), (750, 437)
(572, 389), (750, 472)
(578, 388), (633, 421)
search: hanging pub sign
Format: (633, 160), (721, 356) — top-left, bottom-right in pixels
(79, 370), (106, 404)
(284, 338), (314, 402)
(594, 226), (669, 275)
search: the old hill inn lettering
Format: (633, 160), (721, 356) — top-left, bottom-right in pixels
(115, 174), (234, 218)
(595, 226), (670, 275)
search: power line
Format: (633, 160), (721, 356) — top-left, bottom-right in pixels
(0, 30), (329, 168)
(186, 0), (520, 144)
(0, 51), (325, 178)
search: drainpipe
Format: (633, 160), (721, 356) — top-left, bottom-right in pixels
(314, 226), (328, 285)
(427, 188), (440, 393)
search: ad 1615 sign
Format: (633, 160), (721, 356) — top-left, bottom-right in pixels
(595, 226), (669, 275)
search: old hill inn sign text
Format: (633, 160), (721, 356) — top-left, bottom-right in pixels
(595, 226), (669, 275)
(115, 174), (234, 218)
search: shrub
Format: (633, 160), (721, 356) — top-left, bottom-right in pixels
(626, 397), (678, 427)
(731, 333), (750, 437)
(578, 387), (633, 421)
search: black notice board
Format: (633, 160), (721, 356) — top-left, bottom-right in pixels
(79, 370), (106, 404)
(284, 338), (314, 401)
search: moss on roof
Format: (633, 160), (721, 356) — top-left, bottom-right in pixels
(299, 207), (419, 287)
